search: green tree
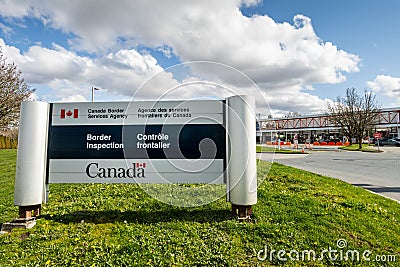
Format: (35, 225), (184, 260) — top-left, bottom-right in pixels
(0, 46), (34, 129)
(327, 88), (380, 149)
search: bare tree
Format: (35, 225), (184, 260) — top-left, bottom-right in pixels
(327, 88), (380, 149)
(0, 46), (34, 129)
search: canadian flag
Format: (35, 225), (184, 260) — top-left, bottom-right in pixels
(60, 109), (79, 119)
(136, 163), (146, 168)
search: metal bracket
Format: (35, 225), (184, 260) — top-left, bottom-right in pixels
(231, 204), (253, 222)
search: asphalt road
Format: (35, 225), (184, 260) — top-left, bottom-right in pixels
(257, 147), (400, 202)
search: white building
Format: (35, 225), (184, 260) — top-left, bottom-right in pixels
(257, 107), (400, 144)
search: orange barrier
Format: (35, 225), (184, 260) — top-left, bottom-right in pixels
(320, 142), (327, 145)
(344, 142), (351, 146)
(328, 142), (335, 146)
(272, 142), (282, 145)
(313, 142), (320, 146)
(336, 142), (343, 146)
(269, 141), (292, 146)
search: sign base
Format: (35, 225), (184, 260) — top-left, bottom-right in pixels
(1, 205), (41, 232)
(231, 204), (253, 222)
(1, 218), (37, 233)
(18, 205), (41, 219)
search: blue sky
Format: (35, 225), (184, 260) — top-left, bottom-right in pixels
(246, 0), (400, 101)
(0, 0), (399, 116)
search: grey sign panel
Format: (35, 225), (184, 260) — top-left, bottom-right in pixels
(48, 159), (225, 184)
(51, 100), (224, 126)
(14, 96), (256, 207)
(47, 100), (226, 184)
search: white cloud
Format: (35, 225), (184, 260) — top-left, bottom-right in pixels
(240, 0), (262, 8)
(0, 38), (179, 101)
(60, 94), (87, 102)
(0, 0), (31, 17)
(22, 45), (87, 83)
(0, 1), (361, 114)
(367, 75), (400, 102)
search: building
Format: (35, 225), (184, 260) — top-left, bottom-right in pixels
(257, 107), (400, 144)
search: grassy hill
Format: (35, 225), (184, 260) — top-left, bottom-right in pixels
(0, 149), (399, 266)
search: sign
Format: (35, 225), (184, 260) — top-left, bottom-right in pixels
(14, 96), (257, 212)
(47, 100), (226, 184)
(374, 132), (381, 139)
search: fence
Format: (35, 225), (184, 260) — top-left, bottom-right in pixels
(0, 135), (18, 149)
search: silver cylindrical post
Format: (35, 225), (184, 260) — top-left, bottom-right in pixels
(226, 95), (257, 211)
(14, 101), (49, 207)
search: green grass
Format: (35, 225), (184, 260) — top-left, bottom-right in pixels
(0, 149), (18, 221)
(340, 144), (382, 153)
(256, 145), (306, 154)
(1, 149), (400, 266)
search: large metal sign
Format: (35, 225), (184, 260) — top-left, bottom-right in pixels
(47, 100), (226, 184)
(14, 95), (257, 219)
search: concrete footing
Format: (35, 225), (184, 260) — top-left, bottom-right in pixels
(0, 205), (41, 233)
(1, 218), (37, 233)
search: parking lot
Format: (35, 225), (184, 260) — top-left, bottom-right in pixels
(258, 147), (400, 202)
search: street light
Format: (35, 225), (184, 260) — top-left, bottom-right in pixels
(91, 86), (100, 102)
